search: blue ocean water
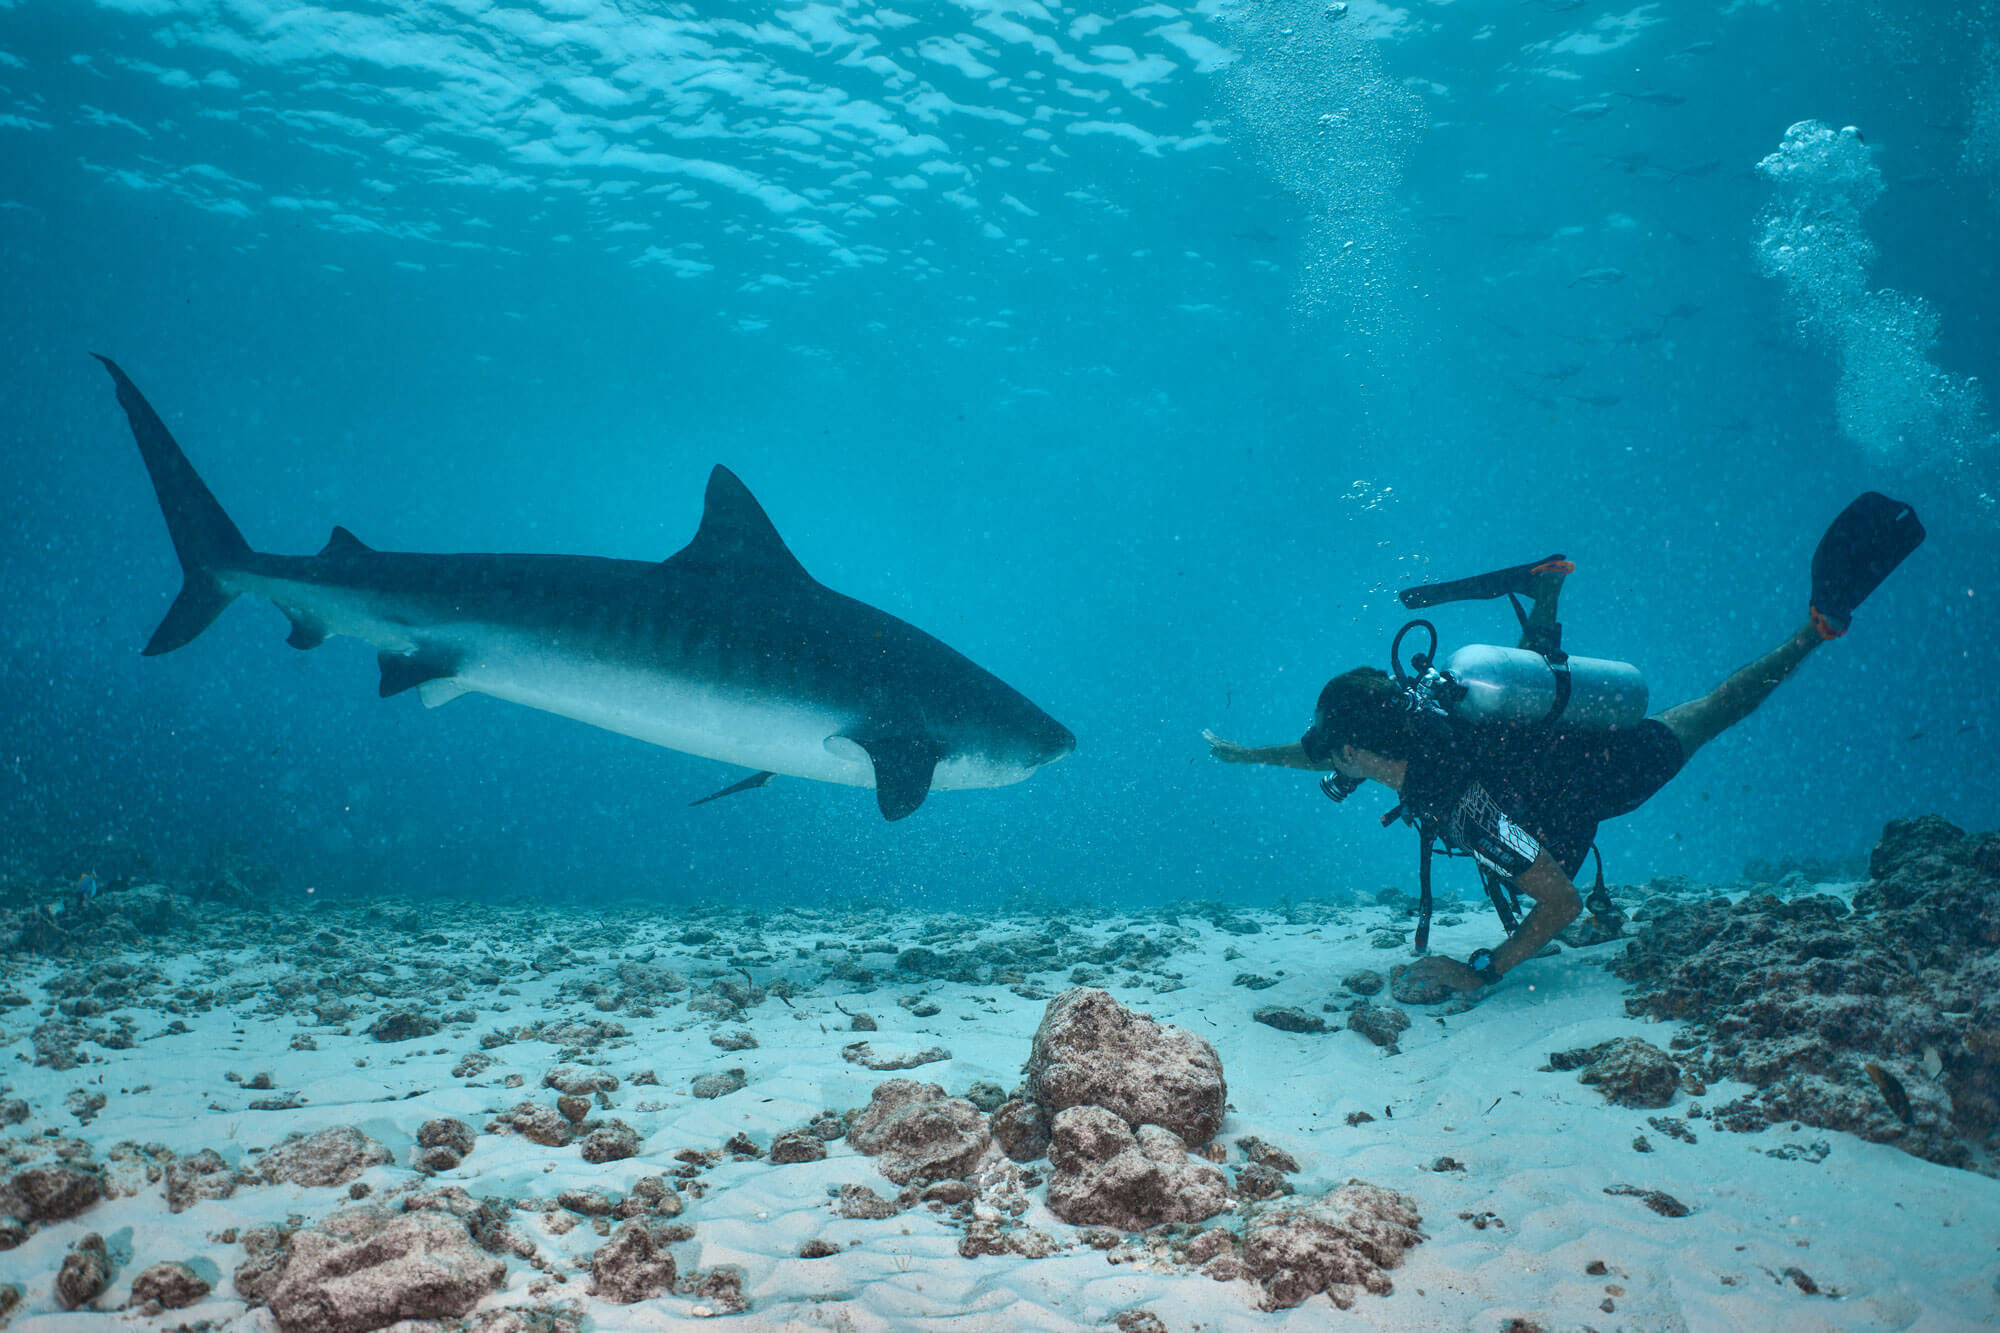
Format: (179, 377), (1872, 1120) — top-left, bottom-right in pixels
(1, 0), (1996, 911)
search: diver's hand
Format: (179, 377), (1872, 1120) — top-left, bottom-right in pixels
(1403, 956), (1490, 992)
(1203, 730), (1254, 763)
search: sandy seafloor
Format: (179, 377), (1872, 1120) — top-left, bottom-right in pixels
(3, 888), (1998, 1333)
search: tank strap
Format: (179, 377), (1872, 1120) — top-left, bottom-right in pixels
(1542, 657), (1573, 725)
(1583, 843), (1617, 919)
(1478, 862), (1524, 935)
(1414, 826), (1436, 953)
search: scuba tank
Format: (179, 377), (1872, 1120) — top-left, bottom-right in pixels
(1387, 552), (1648, 733)
(1438, 643), (1647, 730)
(1387, 619), (1649, 735)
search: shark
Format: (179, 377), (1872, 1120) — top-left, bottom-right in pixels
(98, 356), (1074, 820)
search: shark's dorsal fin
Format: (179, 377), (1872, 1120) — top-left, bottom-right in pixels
(849, 733), (945, 821)
(321, 526), (372, 558)
(665, 466), (810, 580)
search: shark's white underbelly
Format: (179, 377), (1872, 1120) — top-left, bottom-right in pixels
(456, 644), (1024, 790)
(463, 637), (874, 787)
(245, 577), (1027, 791)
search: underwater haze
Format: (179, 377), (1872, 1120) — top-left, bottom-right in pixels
(3, 0), (1999, 911)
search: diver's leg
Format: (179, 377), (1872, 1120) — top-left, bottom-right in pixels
(1517, 560), (1572, 653)
(1655, 622), (1820, 759)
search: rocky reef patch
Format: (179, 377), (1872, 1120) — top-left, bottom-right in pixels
(1614, 816), (2000, 1171)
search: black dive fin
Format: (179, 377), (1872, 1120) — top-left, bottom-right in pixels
(688, 771), (778, 807)
(378, 651), (456, 698)
(1811, 492), (1925, 631)
(286, 616), (329, 650)
(853, 734), (944, 821)
(96, 355), (255, 655)
(1399, 554), (1571, 610)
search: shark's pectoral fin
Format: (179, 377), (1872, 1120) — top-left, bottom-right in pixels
(285, 614), (328, 651)
(378, 650), (457, 699)
(851, 733), (945, 821)
(689, 770), (777, 807)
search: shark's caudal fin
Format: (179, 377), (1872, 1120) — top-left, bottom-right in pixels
(96, 356), (254, 655)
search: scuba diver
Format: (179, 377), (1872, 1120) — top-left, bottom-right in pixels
(1204, 493), (1925, 995)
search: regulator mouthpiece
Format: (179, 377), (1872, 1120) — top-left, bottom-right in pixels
(1320, 772), (1363, 803)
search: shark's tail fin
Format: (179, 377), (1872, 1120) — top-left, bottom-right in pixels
(95, 355), (254, 655)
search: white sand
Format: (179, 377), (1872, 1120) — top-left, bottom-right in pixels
(3, 898), (1997, 1332)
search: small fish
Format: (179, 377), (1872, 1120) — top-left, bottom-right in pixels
(1557, 101), (1613, 120)
(1670, 40), (1717, 58)
(1569, 266), (1626, 288)
(1562, 392), (1623, 408)
(1614, 328), (1663, 347)
(1664, 159), (1723, 181)
(1532, 362), (1586, 383)
(1922, 1045), (1943, 1080)
(1616, 90), (1688, 107)
(1864, 1062), (1914, 1124)
(1659, 302), (1704, 321)
(75, 872), (100, 904)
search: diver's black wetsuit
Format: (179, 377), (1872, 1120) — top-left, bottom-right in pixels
(1307, 719), (1687, 880)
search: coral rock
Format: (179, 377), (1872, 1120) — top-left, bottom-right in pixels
(1346, 1002), (1411, 1049)
(1240, 1182), (1425, 1311)
(129, 1260), (211, 1310)
(501, 1103), (574, 1149)
(845, 1080), (992, 1185)
(259, 1126), (393, 1188)
(1551, 1038), (1681, 1109)
(55, 1233), (112, 1310)
(832, 1183), (901, 1220)
(365, 1010), (439, 1043)
(268, 1208), (506, 1333)
(417, 1118), (476, 1158)
(543, 1066), (619, 1096)
(0, 1163), (102, 1223)
(691, 1069), (748, 1100)
(1387, 964), (1455, 1007)
(1044, 1105), (1231, 1231)
(768, 1130), (829, 1165)
(163, 1149), (236, 1213)
(1024, 988), (1226, 1148)
(1253, 1006), (1326, 1034)
(591, 1221), (677, 1304)
(579, 1121), (641, 1164)
(992, 1098), (1052, 1163)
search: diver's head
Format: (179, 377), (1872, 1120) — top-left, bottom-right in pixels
(1303, 667), (1418, 792)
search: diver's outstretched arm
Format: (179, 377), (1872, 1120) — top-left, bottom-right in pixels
(1490, 850), (1582, 975)
(1203, 731), (1326, 770)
